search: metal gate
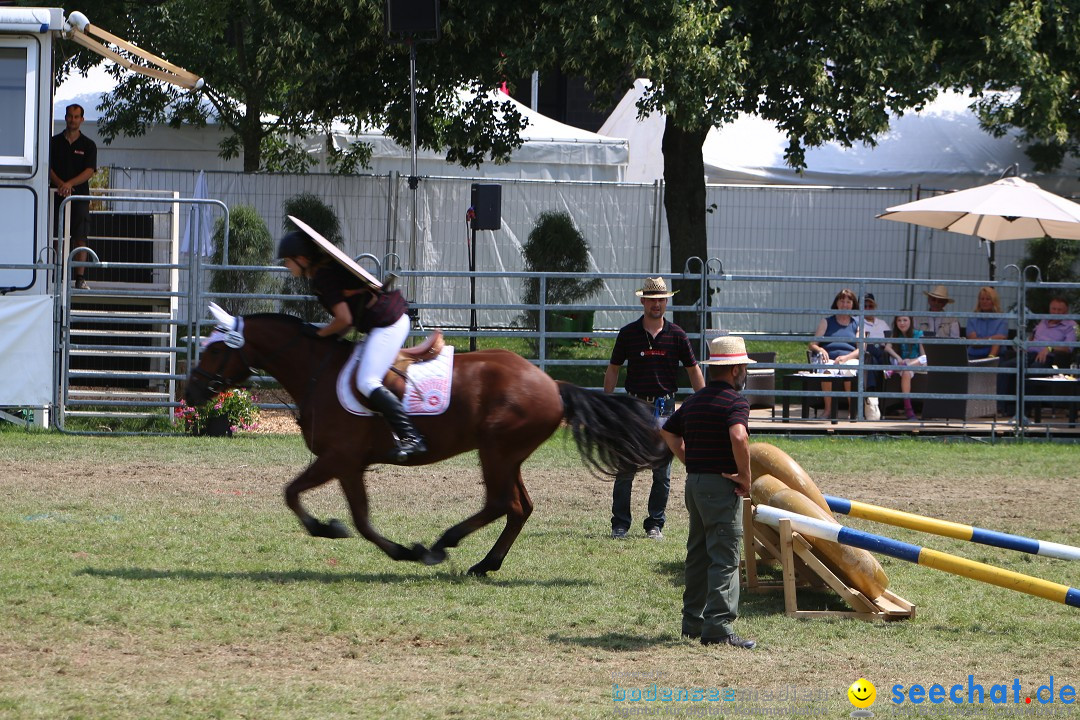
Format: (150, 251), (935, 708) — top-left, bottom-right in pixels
(56, 192), (227, 433)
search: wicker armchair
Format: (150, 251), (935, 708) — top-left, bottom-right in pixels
(920, 343), (999, 421)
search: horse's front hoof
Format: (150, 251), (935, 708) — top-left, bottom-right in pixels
(326, 519), (352, 538)
(421, 546), (447, 566)
(466, 564), (489, 577)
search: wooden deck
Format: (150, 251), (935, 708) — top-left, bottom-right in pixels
(747, 405), (1080, 438)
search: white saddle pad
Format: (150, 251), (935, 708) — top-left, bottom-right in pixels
(336, 345), (455, 417)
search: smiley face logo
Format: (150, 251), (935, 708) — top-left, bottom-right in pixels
(848, 678), (876, 709)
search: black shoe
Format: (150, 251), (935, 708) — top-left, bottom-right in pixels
(681, 631), (700, 640)
(701, 634), (756, 649)
(392, 434), (428, 462)
(366, 386), (428, 462)
(611, 527), (629, 540)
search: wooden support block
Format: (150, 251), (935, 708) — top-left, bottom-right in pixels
(744, 502), (915, 622)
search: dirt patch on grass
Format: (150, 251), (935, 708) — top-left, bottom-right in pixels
(251, 408), (303, 434)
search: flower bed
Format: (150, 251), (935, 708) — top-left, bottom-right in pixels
(175, 388), (260, 436)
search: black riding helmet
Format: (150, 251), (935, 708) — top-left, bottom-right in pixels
(277, 230), (318, 260)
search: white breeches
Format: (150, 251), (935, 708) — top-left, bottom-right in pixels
(352, 314), (411, 396)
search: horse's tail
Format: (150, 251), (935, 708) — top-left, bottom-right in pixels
(557, 382), (667, 477)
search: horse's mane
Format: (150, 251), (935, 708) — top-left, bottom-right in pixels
(245, 312), (307, 326)
(243, 313), (345, 348)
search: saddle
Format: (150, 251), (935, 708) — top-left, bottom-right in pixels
(382, 330), (445, 399)
(337, 330), (453, 416)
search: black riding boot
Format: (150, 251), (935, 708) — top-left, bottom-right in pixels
(367, 386), (428, 462)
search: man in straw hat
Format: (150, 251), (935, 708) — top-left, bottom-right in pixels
(660, 335), (756, 649)
(914, 285), (960, 338)
(604, 277), (705, 540)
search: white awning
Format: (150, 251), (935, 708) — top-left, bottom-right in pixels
(0, 8), (62, 33)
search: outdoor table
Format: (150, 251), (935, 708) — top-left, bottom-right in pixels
(1028, 376), (1080, 425)
(781, 372), (841, 424)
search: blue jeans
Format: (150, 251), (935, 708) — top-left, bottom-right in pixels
(611, 451), (673, 532)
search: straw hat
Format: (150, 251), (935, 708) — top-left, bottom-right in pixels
(635, 276), (677, 298)
(923, 285), (955, 304)
(700, 336), (756, 366)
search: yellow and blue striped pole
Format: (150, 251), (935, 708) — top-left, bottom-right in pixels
(754, 504), (1080, 608)
(824, 494), (1080, 561)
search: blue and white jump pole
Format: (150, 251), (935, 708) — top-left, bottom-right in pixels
(823, 495), (1080, 561)
(754, 504), (1080, 608)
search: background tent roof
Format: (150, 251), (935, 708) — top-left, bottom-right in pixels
(316, 91), (627, 180)
(54, 68), (628, 181)
(600, 79), (1080, 194)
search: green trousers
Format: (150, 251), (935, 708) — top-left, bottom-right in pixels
(682, 472), (743, 639)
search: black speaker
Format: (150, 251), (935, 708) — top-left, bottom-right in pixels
(385, 0), (440, 38)
(471, 184), (501, 231)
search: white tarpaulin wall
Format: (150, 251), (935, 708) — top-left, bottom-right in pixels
(0, 296), (53, 405)
(601, 79), (1080, 195)
(109, 169), (659, 330)
(55, 67), (628, 181)
(110, 168), (1028, 334)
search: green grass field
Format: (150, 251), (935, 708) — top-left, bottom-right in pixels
(2, 430), (1078, 718)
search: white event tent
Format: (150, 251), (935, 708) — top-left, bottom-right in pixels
(54, 66), (629, 181)
(600, 79), (1080, 194)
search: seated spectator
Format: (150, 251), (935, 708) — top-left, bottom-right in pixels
(967, 286), (1008, 360)
(808, 288), (860, 418)
(885, 314), (926, 421)
(915, 285), (960, 338)
(997, 296), (1077, 416)
(861, 293), (890, 392)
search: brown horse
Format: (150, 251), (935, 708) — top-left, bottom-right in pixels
(184, 312), (665, 576)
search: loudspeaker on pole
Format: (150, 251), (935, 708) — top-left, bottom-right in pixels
(470, 183), (502, 231)
(385, 0), (441, 40)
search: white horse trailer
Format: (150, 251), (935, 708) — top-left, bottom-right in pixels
(0, 8), (63, 423)
(0, 8), (200, 426)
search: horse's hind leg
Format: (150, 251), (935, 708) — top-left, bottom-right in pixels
(284, 455), (352, 539)
(337, 472), (427, 563)
(467, 471), (533, 577)
(427, 461), (532, 576)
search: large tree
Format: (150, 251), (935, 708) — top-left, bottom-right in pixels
(963, 0), (1080, 174)
(524, 0), (1008, 333)
(45, 0), (532, 172)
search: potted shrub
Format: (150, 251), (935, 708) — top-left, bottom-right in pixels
(209, 206), (278, 315)
(175, 388), (260, 437)
(280, 194), (345, 321)
(518, 211), (603, 351)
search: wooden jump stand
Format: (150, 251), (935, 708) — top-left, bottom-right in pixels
(741, 499), (915, 621)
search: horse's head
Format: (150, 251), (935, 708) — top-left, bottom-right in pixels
(185, 304), (254, 406)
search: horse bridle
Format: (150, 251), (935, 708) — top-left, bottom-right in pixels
(191, 322), (324, 419)
(190, 342), (256, 396)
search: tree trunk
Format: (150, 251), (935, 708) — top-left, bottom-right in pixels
(242, 121), (262, 172)
(662, 121), (711, 338)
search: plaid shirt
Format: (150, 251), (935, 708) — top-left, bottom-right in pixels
(662, 381), (749, 475)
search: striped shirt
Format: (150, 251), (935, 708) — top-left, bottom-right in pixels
(609, 318), (697, 397)
(662, 381), (749, 474)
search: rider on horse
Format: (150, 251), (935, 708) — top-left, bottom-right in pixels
(277, 229), (427, 462)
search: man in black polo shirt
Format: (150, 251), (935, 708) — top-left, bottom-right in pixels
(604, 277), (705, 540)
(661, 335), (757, 649)
(50, 103), (98, 289)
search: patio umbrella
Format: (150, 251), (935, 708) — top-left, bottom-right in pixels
(878, 173), (1080, 280)
(877, 175), (1080, 242)
(180, 170), (214, 257)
